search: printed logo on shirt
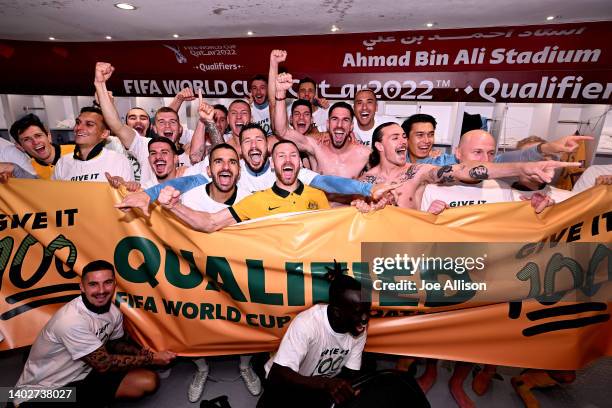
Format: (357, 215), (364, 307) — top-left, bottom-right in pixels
(311, 347), (350, 377)
(255, 118), (272, 136)
(70, 173), (100, 181)
(95, 322), (111, 343)
(449, 200), (487, 207)
(307, 200), (319, 210)
(128, 154), (141, 182)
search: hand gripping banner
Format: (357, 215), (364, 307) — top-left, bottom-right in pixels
(0, 180), (610, 370)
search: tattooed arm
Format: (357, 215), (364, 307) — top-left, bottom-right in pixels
(107, 333), (143, 355)
(82, 345), (176, 373)
(190, 94), (223, 163)
(189, 119), (207, 164)
(206, 120), (223, 147)
(420, 161), (580, 185)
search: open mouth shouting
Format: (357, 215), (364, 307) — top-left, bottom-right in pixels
(248, 148), (263, 167)
(395, 144), (407, 158)
(133, 124), (146, 135)
(331, 128), (348, 147)
(281, 163), (295, 181)
(32, 144), (49, 159)
(161, 129), (175, 140)
(359, 110), (372, 124)
(216, 170), (234, 187)
(296, 121), (308, 134)
(254, 94), (266, 104)
(153, 159), (169, 175)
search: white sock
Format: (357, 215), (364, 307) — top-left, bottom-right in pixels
(193, 357), (209, 372)
(239, 355), (252, 370)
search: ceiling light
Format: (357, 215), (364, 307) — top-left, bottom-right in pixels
(105, 35), (112, 40)
(48, 37), (56, 41)
(247, 31), (254, 36)
(426, 22), (436, 27)
(172, 34), (180, 38)
(546, 16), (556, 21)
(114, 3), (136, 10)
(331, 25), (339, 32)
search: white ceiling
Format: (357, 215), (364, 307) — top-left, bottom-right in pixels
(0, 0), (610, 42)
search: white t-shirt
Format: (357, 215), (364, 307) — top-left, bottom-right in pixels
(185, 157), (317, 193)
(181, 183), (250, 212)
(0, 142), (36, 175)
(352, 115), (400, 147)
(52, 147), (134, 182)
(177, 152), (191, 169)
(511, 185), (576, 203)
(251, 103), (272, 136)
(238, 158), (318, 193)
(420, 179), (514, 211)
(572, 164), (612, 193)
(0, 137), (12, 148)
(265, 304), (366, 378)
(179, 127), (195, 145)
(312, 107), (329, 132)
(127, 132), (160, 188)
(105, 135), (143, 183)
(185, 156), (209, 177)
(14, 296), (123, 402)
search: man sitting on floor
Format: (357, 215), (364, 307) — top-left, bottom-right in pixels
(13, 260), (175, 407)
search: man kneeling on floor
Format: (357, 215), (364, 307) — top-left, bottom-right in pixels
(258, 263), (429, 408)
(13, 260), (176, 407)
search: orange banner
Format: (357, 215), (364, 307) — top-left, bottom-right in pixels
(0, 179), (610, 370)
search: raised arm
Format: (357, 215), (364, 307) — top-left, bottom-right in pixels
(268, 49), (287, 133)
(274, 73), (316, 155)
(189, 118), (207, 164)
(168, 87), (196, 113)
(190, 90), (222, 163)
(93, 62), (137, 148)
(158, 186), (236, 233)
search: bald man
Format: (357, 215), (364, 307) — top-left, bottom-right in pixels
(417, 129), (565, 408)
(421, 130), (578, 214)
(402, 114), (593, 166)
(420, 130), (516, 212)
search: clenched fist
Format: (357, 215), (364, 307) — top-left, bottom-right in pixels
(270, 49), (287, 65)
(95, 62), (114, 83)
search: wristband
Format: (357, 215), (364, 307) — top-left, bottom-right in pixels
(275, 96), (287, 101)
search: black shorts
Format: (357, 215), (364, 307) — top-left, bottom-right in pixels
(67, 369), (128, 407)
(18, 369), (127, 408)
